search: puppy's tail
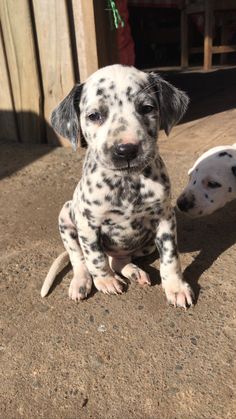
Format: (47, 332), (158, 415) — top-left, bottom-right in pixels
(41, 251), (70, 297)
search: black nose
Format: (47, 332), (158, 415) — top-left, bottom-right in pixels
(113, 143), (139, 161)
(177, 195), (195, 212)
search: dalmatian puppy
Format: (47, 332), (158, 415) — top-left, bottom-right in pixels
(41, 64), (193, 308)
(177, 144), (236, 217)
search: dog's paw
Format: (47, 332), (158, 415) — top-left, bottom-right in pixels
(122, 264), (151, 286)
(163, 280), (194, 309)
(93, 275), (124, 295)
(69, 273), (93, 301)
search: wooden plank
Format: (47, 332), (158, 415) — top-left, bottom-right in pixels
(181, 7), (188, 68)
(212, 45), (236, 54)
(0, 24), (18, 142)
(32, 0), (75, 146)
(190, 45), (236, 54)
(72, 0), (98, 82)
(204, 1), (213, 71)
(0, 0), (43, 143)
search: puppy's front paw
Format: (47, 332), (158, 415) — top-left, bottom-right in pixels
(94, 275), (124, 295)
(69, 273), (93, 301)
(163, 280), (194, 308)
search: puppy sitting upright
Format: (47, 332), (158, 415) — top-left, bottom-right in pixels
(41, 64), (193, 308)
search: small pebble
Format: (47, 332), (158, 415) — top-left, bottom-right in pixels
(97, 324), (106, 333)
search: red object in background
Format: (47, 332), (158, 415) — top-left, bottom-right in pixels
(116, 0), (135, 65)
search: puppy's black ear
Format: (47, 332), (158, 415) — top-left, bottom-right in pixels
(232, 166), (236, 177)
(50, 83), (84, 150)
(149, 73), (189, 135)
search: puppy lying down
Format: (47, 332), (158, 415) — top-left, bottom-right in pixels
(177, 144), (236, 217)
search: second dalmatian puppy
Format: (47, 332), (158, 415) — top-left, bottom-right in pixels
(41, 64), (193, 308)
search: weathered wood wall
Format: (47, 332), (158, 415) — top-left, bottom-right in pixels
(0, 0), (101, 146)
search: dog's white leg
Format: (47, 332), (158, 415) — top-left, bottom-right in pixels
(59, 201), (92, 300)
(110, 256), (151, 286)
(156, 207), (194, 308)
(76, 217), (124, 295)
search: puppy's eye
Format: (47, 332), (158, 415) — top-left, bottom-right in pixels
(139, 105), (154, 115)
(207, 181), (222, 188)
(87, 112), (102, 122)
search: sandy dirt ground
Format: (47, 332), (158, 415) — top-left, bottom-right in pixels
(0, 69), (236, 418)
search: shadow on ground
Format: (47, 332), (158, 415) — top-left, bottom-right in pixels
(175, 200), (236, 300)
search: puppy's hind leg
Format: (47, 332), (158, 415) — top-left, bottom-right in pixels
(59, 201), (92, 301)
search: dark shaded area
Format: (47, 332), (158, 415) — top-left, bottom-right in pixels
(129, 5), (236, 69)
(158, 67), (236, 123)
(129, 6), (181, 68)
(0, 111), (59, 180)
(176, 199), (236, 301)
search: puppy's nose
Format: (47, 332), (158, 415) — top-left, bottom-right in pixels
(113, 143), (139, 161)
(177, 195), (195, 212)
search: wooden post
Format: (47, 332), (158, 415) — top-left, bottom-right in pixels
(72, 0), (99, 82)
(181, 6), (188, 68)
(204, 0), (213, 71)
(32, 0), (76, 146)
(0, 0), (43, 143)
(0, 24), (18, 142)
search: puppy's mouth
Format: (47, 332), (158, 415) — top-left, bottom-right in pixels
(107, 150), (155, 172)
(112, 159), (142, 171)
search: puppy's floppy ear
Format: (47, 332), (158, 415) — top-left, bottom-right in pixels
(50, 83), (84, 150)
(149, 73), (189, 135)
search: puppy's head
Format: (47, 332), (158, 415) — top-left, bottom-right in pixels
(177, 145), (236, 217)
(51, 64), (188, 171)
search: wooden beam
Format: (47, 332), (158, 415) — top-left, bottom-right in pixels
(190, 45), (236, 54)
(32, 0), (75, 146)
(0, 0), (43, 143)
(181, 7), (188, 68)
(72, 0), (98, 82)
(212, 45), (236, 54)
(0, 24), (18, 142)
(204, 0), (213, 71)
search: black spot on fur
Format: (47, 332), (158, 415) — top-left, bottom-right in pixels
(82, 208), (93, 219)
(97, 88), (104, 96)
(218, 152), (232, 158)
(143, 166), (152, 178)
(69, 231), (77, 240)
(232, 166), (236, 177)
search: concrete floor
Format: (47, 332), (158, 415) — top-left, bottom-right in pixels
(0, 68), (236, 418)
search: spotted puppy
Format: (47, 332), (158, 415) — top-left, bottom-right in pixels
(41, 64), (193, 308)
(177, 144), (236, 217)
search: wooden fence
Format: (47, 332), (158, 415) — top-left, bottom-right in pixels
(0, 0), (112, 146)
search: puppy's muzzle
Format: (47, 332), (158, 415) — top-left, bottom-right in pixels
(112, 143), (139, 162)
(177, 193), (195, 212)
